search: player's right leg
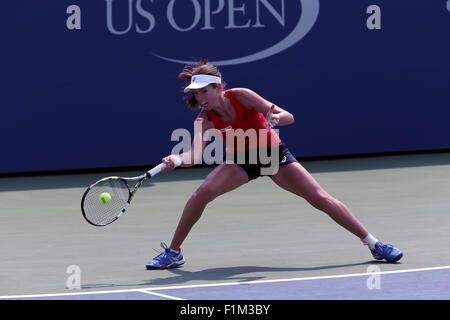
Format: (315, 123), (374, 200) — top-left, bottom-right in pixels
(146, 163), (249, 270)
(170, 163), (248, 250)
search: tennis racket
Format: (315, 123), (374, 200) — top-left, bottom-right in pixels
(81, 158), (181, 227)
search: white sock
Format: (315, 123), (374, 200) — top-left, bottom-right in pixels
(361, 234), (378, 250)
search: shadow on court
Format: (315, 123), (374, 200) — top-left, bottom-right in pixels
(79, 261), (389, 290)
(303, 151), (450, 173)
(1, 152), (450, 192)
(0, 168), (204, 192)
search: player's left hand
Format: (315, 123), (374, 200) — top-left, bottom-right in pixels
(265, 105), (280, 128)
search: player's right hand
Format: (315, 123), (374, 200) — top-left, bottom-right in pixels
(161, 155), (182, 173)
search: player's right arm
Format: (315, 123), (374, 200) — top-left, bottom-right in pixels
(161, 109), (215, 172)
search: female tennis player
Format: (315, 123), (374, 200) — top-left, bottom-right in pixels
(146, 59), (403, 269)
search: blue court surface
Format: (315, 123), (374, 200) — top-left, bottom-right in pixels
(2, 266), (449, 300)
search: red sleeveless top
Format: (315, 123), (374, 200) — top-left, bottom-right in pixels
(206, 89), (281, 153)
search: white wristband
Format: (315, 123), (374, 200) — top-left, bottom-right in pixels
(170, 154), (182, 167)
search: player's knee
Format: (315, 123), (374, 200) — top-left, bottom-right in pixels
(190, 185), (217, 205)
(307, 190), (334, 212)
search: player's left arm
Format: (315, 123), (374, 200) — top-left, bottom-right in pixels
(232, 88), (295, 126)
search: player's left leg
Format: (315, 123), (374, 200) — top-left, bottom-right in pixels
(271, 162), (403, 262)
(271, 162), (369, 238)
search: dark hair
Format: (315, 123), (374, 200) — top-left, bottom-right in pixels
(178, 58), (226, 109)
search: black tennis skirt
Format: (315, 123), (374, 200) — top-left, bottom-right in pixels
(224, 143), (298, 181)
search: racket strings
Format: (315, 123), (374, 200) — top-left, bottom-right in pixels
(82, 179), (129, 226)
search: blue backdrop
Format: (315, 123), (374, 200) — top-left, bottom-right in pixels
(1, 0), (449, 174)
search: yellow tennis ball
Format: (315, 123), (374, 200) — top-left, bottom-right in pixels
(99, 192), (111, 204)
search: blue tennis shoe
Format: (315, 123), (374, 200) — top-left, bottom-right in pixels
(370, 241), (403, 263)
(146, 242), (185, 270)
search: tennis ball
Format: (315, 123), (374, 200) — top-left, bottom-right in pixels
(99, 192), (111, 204)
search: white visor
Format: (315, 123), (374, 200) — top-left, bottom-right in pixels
(184, 74), (221, 93)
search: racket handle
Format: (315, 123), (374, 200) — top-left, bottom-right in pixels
(147, 163), (166, 177)
(147, 155), (182, 177)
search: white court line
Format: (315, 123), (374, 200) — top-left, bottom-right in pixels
(138, 290), (186, 300)
(147, 265), (450, 291)
(1, 265), (449, 299)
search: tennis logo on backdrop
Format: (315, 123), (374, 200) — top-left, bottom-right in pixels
(102, 0), (320, 66)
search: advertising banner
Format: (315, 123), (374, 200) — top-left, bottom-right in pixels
(1, 0), (449, 173)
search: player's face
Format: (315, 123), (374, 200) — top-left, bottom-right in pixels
(192, 84), (221, 110)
